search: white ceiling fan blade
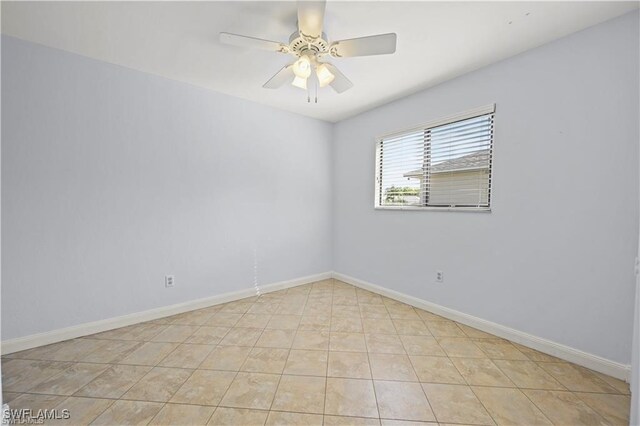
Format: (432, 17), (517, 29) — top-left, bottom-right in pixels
(323, 63), (353, 93)
(330, 33), (397, 57)
(263, 65), (295, 89)
(297, 0), (326, 39)
(220, 32), (287, 53)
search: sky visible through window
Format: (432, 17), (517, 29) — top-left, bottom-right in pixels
(380, 114), (492, 206)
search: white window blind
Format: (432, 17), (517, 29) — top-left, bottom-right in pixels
(375, 106), (494, 210)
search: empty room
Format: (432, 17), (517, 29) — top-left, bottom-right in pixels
(1, 1), (639, 425)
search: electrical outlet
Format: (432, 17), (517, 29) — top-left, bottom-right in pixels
(435, 271), (444, 283)
(165, 275), (175, 288)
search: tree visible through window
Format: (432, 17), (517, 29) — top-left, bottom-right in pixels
(375, 107), (494, 209)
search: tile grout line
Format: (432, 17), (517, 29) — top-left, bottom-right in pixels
(404, 304), (442, 424)
(360, 288), (383, 421)
(2, 279), (631, 424)
(127, 335), (221, 426)
(211, 294), (286, 421)
(395, 301), (440, 424)
(321, 280), (334, 424)
(518, 386), (610, 426)
(570, 390), (628, 423)
(100, 303), (226, 423)
(263, 289), (301, 421)
(514, 358), (621, 423)
(106, 324), (203, 424)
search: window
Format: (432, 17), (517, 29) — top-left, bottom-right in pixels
(375, 105), (495, 211)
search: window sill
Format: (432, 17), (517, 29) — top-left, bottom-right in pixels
(374, 205), (491, 212)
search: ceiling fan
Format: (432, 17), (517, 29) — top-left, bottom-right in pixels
(219, 0), (397, 102)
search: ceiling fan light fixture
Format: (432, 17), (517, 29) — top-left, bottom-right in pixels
(220, 0), (397, 98)
(293, 55), (312, 78)
(291, 75), (308, 90)
(316, 63), (335, 88)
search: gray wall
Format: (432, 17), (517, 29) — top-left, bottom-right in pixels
(633, 243), (639, 422)
(2, 11), (639, 369)
(332, 11), (639, 364)
(632, 61), (640, 424)
(1, 36), (333, 340)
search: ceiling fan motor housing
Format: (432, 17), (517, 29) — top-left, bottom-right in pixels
(220, 0), (396, 95)
(289, 31), (329, 56)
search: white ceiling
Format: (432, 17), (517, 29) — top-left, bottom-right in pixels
(2, 1), (637, 122)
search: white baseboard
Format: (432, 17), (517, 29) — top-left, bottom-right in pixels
(0, 271), (332, 355)
(332, 271), (631, 381)
(3, 269), (630, 381)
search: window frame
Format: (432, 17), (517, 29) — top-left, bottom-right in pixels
(374, 104), (495, 212)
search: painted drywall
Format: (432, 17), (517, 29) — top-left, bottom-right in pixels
(632, 252), (639, 422)
(0, 29), (3, 408)
(632, 74), (640, 424)
(2, 9), (639, 373)
(332, 11), (639, 365)
(1, 35), (333, 340)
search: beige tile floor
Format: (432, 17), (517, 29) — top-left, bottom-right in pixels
(2, 279), (631, 425)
